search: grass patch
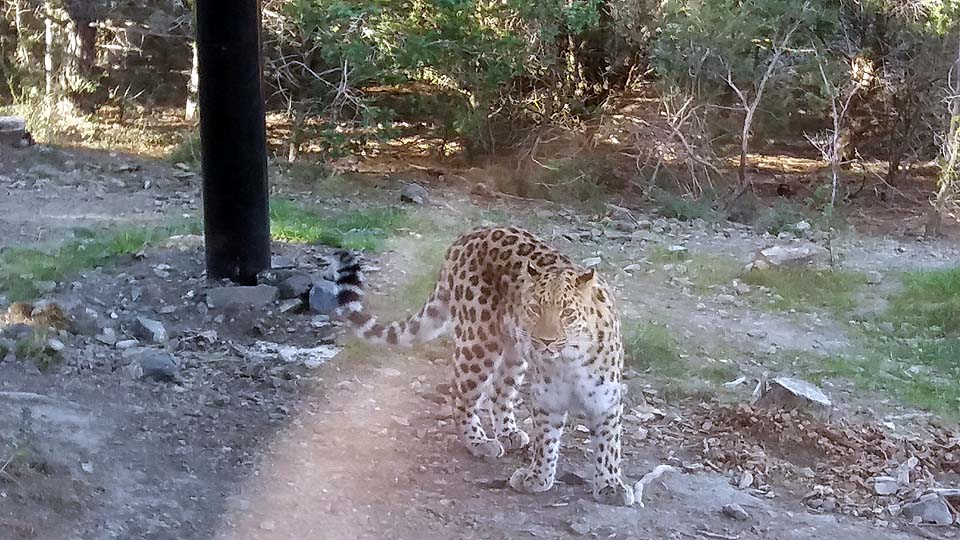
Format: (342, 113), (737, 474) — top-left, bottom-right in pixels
(269, 199), (409, 251)
(624, 321), (687, 377)
(0, 222), (200, 302)
(167, 131), (201, 167)
(886, 267), (960, 336)
(651, 188), (722, 223)
(686, 254), (742, 291)
(646, 244), (689, 264)
(784, 342), (960, 420)
(742, 268), (865, 314)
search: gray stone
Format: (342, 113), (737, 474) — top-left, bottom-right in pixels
(753, 377), (832, 419)
(309, 278), (339, 314)
(133, 316), (168, 343)
(97, 327), (118, 346)
(278, 273), (312, 299)
(872, 476), (899, 496)
(206, 285), (278, 309)
(69, 308), (100, 337)
(722, 503), (750, 521)
(279, 298), (303, 313)
(0, 116), (26, 146)
(878, 322), (896, 334)
(271, 255), (296, 269)
(902, 493), (954, 525)
(866, 271), (884, 285)
(123, 349), (179, 382)
(400, 182), (429, 204)
(748, 243), (829, 271)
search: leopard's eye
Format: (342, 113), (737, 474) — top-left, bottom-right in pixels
(561, 308), (576, 319)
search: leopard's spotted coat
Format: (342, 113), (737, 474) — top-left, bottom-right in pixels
(332, 226), (634, 505)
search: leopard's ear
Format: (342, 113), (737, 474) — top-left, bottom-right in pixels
(575, 268), (595, 289)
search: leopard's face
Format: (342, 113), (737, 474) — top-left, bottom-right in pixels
(519, 264), (597, 357)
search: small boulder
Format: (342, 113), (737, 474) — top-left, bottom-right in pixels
(866, 271), (883, 285)
(0, 116), (26, 146)
(206, 285), (278, 309)
(902, 493), (955, 526)
(747, 243), (829, 271)
(400, 182), (429, 204)
(309, 278), (339, 314)
(753, 377), (832, 419)
(278, 274), (312, 299)
(123, 349), (179, 382)
(133, 317), (168, 344)
(722, 503), (750, 521)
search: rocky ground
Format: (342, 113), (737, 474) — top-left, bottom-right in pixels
(1, 143), (959, 540)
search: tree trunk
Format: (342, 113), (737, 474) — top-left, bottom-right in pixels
(43, 0), (55, 107)
(186, 40), (200, 121)
(13, 0), (29, 64)
(925, 37), (960, 238)
(287, 100), (307, 162)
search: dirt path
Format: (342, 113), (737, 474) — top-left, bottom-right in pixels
(1, 145), (958, 540)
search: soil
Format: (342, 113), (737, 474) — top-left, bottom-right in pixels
(1, 143), (959, 540)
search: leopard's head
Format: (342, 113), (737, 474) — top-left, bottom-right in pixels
(519, 263), (599, 357)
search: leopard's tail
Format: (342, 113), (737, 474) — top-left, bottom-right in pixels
(331, 250), (452, 347)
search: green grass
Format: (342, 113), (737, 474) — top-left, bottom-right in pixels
(886, 267), (960, 337)
(742, 268), (865, 314)
(269, 199), (409, 251)
(624, 321), (687, 377)
(167, 131), (201, 167)
(687, 254), (742, 291)
(0, 221), (200, 302)
(646, 244), (689, 264)
(651, 188), (722, 223)
(785, 342), (960, 420)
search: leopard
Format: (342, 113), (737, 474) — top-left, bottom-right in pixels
(330, 226), (634, 506)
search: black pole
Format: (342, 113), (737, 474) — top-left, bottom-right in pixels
(195, 0), (270, 284)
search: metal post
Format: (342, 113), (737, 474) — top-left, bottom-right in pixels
(195, 0), (270, 284)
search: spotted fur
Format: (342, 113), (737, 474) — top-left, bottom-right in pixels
(332, 226), (634, 506)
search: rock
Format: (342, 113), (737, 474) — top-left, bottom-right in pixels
(271, 255), (296, 269)
(738, 470), (754, 489)
(873, 476), (900, 496)
(902, 493), (954, 526)
(717, 294), (736, 305)
(309, 278), (339, 314)
(722, 503), (750, 521)
(278, 273), (312, 299)
(866, 271), (883, 285)
(793, 221), (812, 233)
(400, 182), (429, 204)
(747, 243), (828, 271)
(133, 317), (167, 343)
(798, 467), (816, 479)
(581, 257), (602, 267)
(69, 308), (101, 337)
(0, 116), (26, 146)
(116, 339), (140, 350)
(878, 322), (896, 334)
(206, 285), (278, 309)
(97, 327), (118, 346)
(733, 281), (751, 295)
(753, 377), (832, 419)
(667, 245), (687, 255)
(45, 338), (65, 353)
(279, 298), (303, 313)
(123, 349), (179, 382)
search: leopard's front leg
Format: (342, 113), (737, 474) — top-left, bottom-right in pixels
(587, 400), (634, 506)
(509, 381), (565, 494)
